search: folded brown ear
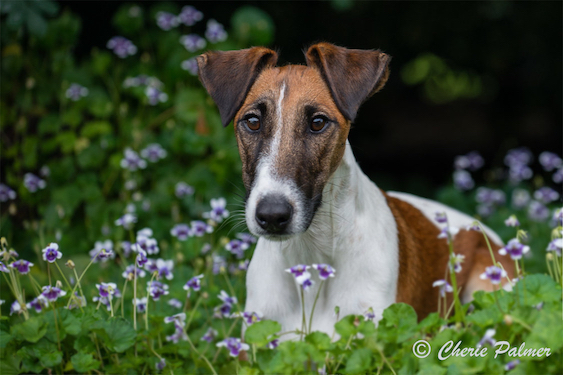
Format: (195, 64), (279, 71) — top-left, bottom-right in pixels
(305, 43), (390, 122)
(197, 47), (278, 126)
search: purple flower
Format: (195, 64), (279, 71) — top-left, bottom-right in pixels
(236, 233), (257, 246)
(553, 168), (563, 184)
(546, 238), (562, 257)
(533, 187), (560, 204)
(175, 182), (194, 198)
(528, 200), (550, 222)
(180, 34), (206, 52)
(203, 198), (230, 223)
(166, 328), (188, 343)
(96, 282), (117, 299)
(432, 279), (453, 298)
(148, 281), (169, 300)
(168, 298), (182, 309)
(508, 164), (533, 183)
(141, 143), (167, 162)
(145, 86), (168, 106)
(133, 297), (147, 313)
(504, 215), (520, 227)
(499, 239), (530, 260)
(297, 272), (314, 291)
(285, 264), (310, 277)
(178, 5), (203, 26)
(156, 358), (166, 371)
(553, 208), (563, 227)
(27, 295), (49, 313)
(225, 239), (249, 259)
(477, 329), (496, 348)
(90, 240), (115, 262)
(24, 173), (46, 192)
(42, 243), (62, 263)
(65, 83), (89, 101)
(136, 235), (159, 255)
(232, 311), (263, 325)
(476, 187), (505, 205)
(120, 148), (147, 171)
(539, 151), (562, 172)
(267, 339), (279, 349)
(171, 224), (191, 241)
(504, 147), (533, 168)
(453, 170), (474, 191)
(434, 211), (448, 224)
(10, 300), (22, 315)
(191, 220), (214, 237)
(122, 264), (146, 279)
(155, 259), (174, 280)
(121, 241), (133, 258)
(42, 285), (67, 302)
(437, 225), (459, 240)
(454, 151), (484, 171)
(144, 259), (158, 274)
(218, 290), (238, 305)
(0, 261), (9, 273)
(164, 312), (186, 328)
(504, 359), (520, 371)
(115, 212), (137, 230)
(10, 259), (33, 274)
(107, 36), (137, 58)
(184, 274), (204, 296)
(135, 248), (148, 268)
(479, 266), (507, 285)
(511, 188), (530, 209)
(181, 57), (199, 75)
(68, 292), (86, 310)
(312, 263), (336, 280)
(156, 11), (179, 30)
(216, 338), (250, 357)
(201, 327), (218, 342)
(450, 253), (465, 273)
(212, 254), (227, 275)
(238, 259), (250, 271)
(363, 307), (376, 321)
(0, 183), (17, 202)
(205, 19), (227, 43)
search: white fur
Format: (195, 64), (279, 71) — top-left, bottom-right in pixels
(245, 143), (399, 339)
(386, 192), (503, 246)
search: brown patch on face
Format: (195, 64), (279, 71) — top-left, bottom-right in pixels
(234, 65), (350, 208)
(385, 193), (515, 321)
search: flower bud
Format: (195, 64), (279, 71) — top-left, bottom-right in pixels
(503, 314), (513, 325)
(65, 260), (75, 269)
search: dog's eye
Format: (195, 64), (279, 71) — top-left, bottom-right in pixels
(244, 116), (261, 131)
(310, 116), (328, 133)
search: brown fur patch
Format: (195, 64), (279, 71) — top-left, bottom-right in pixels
(385, 193), (515, 320)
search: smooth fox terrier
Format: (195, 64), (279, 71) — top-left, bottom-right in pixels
(197, 43), (514, 337)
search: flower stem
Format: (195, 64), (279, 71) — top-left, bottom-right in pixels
(300, 288), (307, 340)
(446, 231), (464, 324)
(308, 280), (324, 334)
(66, 253), (98, 309)
(54, 261), (72, 290)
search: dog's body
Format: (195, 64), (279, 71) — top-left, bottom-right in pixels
(197, 43), (513, 338)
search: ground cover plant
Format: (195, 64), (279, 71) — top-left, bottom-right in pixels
(1, 2), (562, 374)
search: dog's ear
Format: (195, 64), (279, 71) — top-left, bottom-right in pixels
(305, 43), (390, 122)
(197, 47), (278, 127)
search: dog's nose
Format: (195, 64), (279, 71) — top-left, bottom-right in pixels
(255, 196), (293, 233)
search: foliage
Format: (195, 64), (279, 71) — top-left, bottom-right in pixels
(1, 2), (562, 375)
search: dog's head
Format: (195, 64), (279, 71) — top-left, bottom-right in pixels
(197, 43), (390, 239)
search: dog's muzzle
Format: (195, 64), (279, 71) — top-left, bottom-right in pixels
(255, 195), (293, 234)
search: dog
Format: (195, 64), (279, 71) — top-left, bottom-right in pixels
(197, 43), (514, 337)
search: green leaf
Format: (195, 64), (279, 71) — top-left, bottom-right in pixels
(0, 330), (12, 348)
(244, 320), (281, 346)
(11, 315), (47, 343)
(514, 274), (562, 307)
(378, 303), (418, 343)
(71, 352), (101, 373)
(92, 318), (137, 353)
(526, 309), (563, 351)
(39, 350), (63, 368)
(305, 331), (331, 351)
(81, 120), (112, 138)
(344, 348), (373, 374)
(231, 6), (275, 46)
(466, 307), (503, 328)
(335, 315), (359, 339)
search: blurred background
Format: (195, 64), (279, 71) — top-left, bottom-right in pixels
(1, 1), (561, 261)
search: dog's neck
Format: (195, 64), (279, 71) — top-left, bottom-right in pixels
(264, 141), (385, 266)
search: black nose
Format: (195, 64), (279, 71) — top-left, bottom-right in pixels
(255, 196), (293, 233)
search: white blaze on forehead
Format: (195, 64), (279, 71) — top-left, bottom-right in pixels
(245, 82), (306, 235)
